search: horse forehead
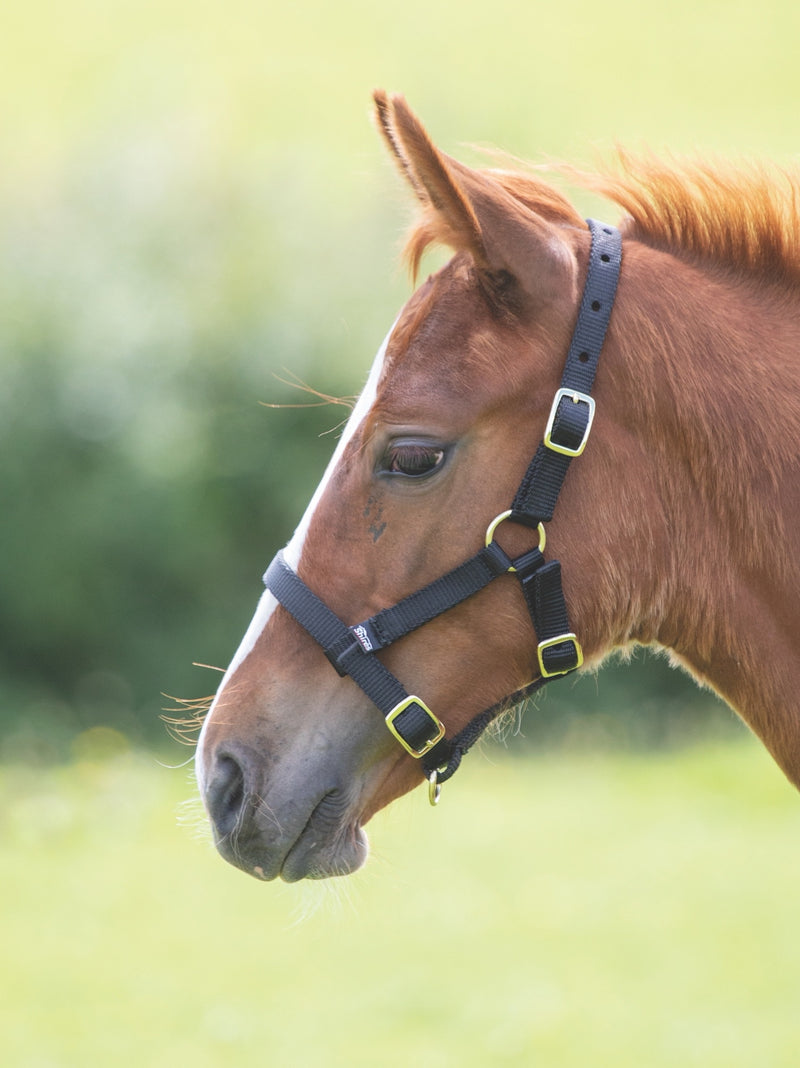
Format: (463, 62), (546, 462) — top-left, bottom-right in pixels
(376, 270), (529, 423)
(384, 258), (486, 370)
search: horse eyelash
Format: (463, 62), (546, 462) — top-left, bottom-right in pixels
(384, 443), (446, 477)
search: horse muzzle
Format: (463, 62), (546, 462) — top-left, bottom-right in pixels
(199, 739), (370, 881)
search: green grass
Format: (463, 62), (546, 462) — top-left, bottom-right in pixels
(3, 740), (800, 1067)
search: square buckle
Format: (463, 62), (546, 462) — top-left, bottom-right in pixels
(537, 633), (584, 677)
(385, 696), (445, 758)
(544, 389), (595, 457)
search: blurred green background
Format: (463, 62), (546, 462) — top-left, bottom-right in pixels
(3, 1), (800, 1065)
(8, 0), (786, 759)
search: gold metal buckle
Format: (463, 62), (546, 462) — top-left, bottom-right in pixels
(537, 633), (584, 677)
(544, 389), (595, 457)
(385, 696), (445, 758)
(484, 510), (546, 573)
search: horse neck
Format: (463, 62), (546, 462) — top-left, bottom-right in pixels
(608, 242), (800, 786)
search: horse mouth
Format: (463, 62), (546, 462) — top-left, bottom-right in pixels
(280, 816), (369, 883)
(214, 786), (369, 883)
(277, 792), (369, 882)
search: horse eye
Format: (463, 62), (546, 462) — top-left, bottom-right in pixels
(384, 443), (446, 478)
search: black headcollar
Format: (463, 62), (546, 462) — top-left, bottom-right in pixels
(263, 219), (622, 802)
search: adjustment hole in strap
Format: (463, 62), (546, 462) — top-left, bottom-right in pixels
(591, 300), (602, 312)
(578, 351), (590, 364)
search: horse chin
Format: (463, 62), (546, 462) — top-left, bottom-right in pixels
(275, 788), (370, 882)
(279, 820), (369, 883)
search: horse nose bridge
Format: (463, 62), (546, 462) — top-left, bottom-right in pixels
(194, 630), (310, 764)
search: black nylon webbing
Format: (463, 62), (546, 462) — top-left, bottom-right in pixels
(265, 553), (407, 713)
(561, 220), (622, 389)
(512, 220), (621, 525)
(521, 560), (577, 674)
(265, 552), (448, 756)
(421, 676), (549, 782)
(357, 541), (513, 650)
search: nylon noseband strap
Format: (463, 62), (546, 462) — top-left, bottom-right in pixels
(263, 219), (622, 786)
(264, 552), (446, 756)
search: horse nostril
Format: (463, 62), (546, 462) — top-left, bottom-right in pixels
(205, 754), (247, 838)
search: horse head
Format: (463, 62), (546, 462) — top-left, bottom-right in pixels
(195, 93), (664, 880)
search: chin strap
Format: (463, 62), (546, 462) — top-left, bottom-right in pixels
(263, 219), (622, 802)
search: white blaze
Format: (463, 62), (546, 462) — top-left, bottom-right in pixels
(195, 324), (394, 781)
(283, 325), (392, 570)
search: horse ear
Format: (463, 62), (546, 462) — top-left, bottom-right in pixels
(372, 90), (576, 307)
(373, 89), (488, 266)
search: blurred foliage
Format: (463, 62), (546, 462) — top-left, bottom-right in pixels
(0, 140), (403, 758)
(3, 0), (798, 759)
